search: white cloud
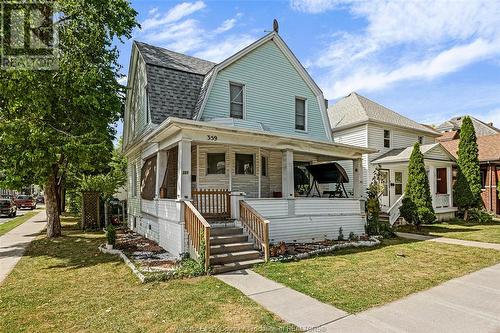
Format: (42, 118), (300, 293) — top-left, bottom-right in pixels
(298, 0), (500, 99)
(214, 18), (237, 34)
(141, 1), (206, 31)
(117, 76), (128, 85)
(194, 34), (256, 62)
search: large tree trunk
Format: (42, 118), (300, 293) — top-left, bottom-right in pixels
(45, 171), (61, 237)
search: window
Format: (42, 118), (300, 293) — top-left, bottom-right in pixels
(436, 168), (448, 194)
(418, 136), (423, 144)
(207, 153), (226, 175)
(230, 83), (244, 119)
(131, 164), (137, 197)
(383, 130), (390, 148)
(141, 155), (157, 200)
(261, 156), (268, 177)
(236, 154), (254, 175)
(395, 171), (403, 195)
(480, 169), (487, 189)
(295, 98), (306, 131)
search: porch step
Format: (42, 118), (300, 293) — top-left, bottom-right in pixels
(210, 250), (261, 265)
(211, 234), (248, 245)
(210, 242), (255, 255)
(211, 227), (243, 237)
(379, 212), (390, 222)
(211, 259), (265, 274)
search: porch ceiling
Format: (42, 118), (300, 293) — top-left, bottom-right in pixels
(146, 117), (376, 160)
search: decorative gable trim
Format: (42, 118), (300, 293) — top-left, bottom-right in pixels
(195, 32), (332, 141)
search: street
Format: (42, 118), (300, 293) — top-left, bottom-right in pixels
(0, 206), (43, 225)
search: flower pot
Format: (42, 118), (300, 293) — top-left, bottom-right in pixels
(106, 244), (114, 250)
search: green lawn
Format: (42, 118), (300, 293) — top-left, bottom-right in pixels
(0, 217), (295, 333)
(396, 219), (500, 244)
(254, 238), (500, 313)
(0, 210), (41, 236)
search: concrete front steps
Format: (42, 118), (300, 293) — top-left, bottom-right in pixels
(209, 225), (264, 274)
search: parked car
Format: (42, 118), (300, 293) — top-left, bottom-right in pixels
(14, 195), (36, 210)
(36, 195), (45, 204)
(0, 198), (17, 217)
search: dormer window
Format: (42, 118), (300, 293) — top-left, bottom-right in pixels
(230, 83), (244, 119)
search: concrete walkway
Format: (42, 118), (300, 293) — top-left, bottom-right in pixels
(218, 263), (500, 332)
(396, 232), (500, 250)
(0, 210), (46, 284)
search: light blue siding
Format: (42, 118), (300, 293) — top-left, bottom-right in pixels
(201, 40), (328, 141)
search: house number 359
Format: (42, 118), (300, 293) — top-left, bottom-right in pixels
(207, 135), (218, 141)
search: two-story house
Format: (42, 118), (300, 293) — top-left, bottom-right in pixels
(329, 92), (457, 222)
(123, 30), (374, 273)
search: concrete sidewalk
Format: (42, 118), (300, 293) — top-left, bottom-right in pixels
(216, 269), (349, 331)
(218, 263), (500, 332)
(0, 210), (46, 284)
(396, 232), (500, 250)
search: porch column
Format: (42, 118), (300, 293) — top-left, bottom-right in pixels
(177, 139), (192, 200)
(428, 166), (436, 207)
(447, 166), (453, 207)
(155, 150), (168, 198)
(282, 150), (294, 199)
(352, 158), (363, 198)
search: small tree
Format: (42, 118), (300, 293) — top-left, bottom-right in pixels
(400, 143), (435, 227)
(365, 167), (383, 235)
(454, 116), (482, 220)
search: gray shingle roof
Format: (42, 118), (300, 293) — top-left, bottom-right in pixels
(328, 92), (440, 136)
(135, 41), (216, 124)
(371, 143), (450, 164)
(436, 116), (500, 137)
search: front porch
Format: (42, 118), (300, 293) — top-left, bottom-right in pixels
(130, 117), (374, 271)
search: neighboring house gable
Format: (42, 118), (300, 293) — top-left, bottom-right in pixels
(198, 33), (331, 141)
(436, 115), (500, 137)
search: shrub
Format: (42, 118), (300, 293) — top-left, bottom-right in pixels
(348, 232), (359, 241)
(468, 208), (493, 223)
(106, 224), (116, 245)
(337, 227), (344, 241)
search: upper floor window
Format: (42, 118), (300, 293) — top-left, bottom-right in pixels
(295, 98), (306, 131)
(207, 153), (226, 175)
(230, 83), (244, 119)
(418, 136), (423, 144)
(383, 130), (390, 148)
(236, 153), (254, 175)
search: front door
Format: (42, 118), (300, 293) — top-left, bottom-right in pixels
(379, 169), (390, 209)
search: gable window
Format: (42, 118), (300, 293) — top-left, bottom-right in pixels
(261, 156), (268, 177)
(418, 136), (424, 144)
(207, 153), (226, 175)
(395, 171), (403, 195)
(131, 164), (137, 197)
(383, 130), (391, 148)
(295, 98), (306, 131)
(236, 154), (254, 175)
(436, 168), (448, 194)
(230, 83), (244, 119)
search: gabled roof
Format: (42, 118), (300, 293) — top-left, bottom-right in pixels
(372, 143), (455, 164)
(436, 116), (500, 137)
(328, 92), (441, 136)
(436, 130), (459, 142)
(134, 41), (216, 124)
(440, 133), (500, 162)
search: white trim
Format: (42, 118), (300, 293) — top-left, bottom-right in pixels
(331, 119), (441, 137)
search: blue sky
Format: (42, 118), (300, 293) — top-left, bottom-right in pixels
(114, 0), (500, 136)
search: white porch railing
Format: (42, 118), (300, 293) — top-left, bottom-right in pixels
(387, 194), (404, 225)
(434, 194), (450, 208)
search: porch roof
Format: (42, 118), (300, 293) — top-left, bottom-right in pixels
(371, 143), (456, 164)
(145, 117), (377, 160)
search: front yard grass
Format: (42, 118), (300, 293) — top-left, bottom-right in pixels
(0, 210), (41, 236)
(0, 217), (295, 333)
(254, 238), (500, 313)
(396, 219), (500, 244)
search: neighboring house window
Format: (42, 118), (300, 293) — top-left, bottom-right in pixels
(395, 171), (403, 195)
(236, 153), (254, 175)
(207, 153), (226, 175)
(418, 136), (423, 144)
(131, 164), (137, 197)
(261, 156), (267, 177)
(383, 130), (390, 148)
(295, 98), (306, 131)
(480, 168), (486, 189)
(436, 168), (448, 194)
(230, 83), (244, 119)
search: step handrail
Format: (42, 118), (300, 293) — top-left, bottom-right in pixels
(184, 201), (211, 271)
(387, 193), (404, 225)
(239, 201), (270, 262)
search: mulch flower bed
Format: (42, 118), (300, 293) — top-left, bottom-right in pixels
(115, 229), (178, 272)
